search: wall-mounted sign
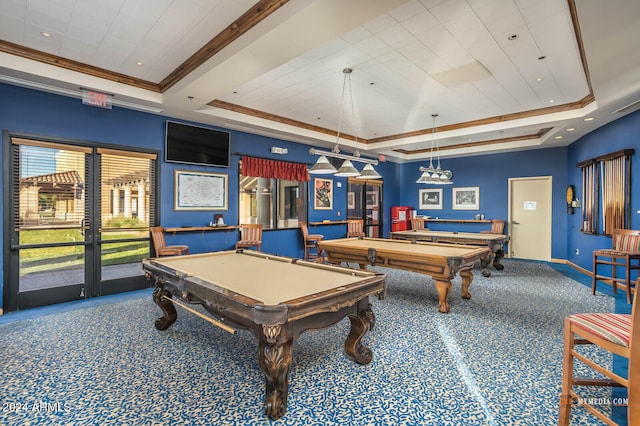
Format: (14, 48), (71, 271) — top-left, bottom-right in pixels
(524, 201), (537, 210)
(81, 89), (112, 109)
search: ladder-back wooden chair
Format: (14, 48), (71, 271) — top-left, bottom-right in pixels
(236, 223), (263, 251)
(300, 222), (324, 261)
(150, 226), (189, 257)
(593, 229), (640, 304)
(347, 219), (365, 238)
(410, 217), (427, 231)
(559, 277), (639, 425)
(481, 220), (505, 234)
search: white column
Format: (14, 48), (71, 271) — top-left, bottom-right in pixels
(113, 187), (120, 217)
(123, 186), (132, 218)
(137, 181), (146, 222)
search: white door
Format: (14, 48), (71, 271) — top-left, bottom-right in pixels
(508, 176), (552, 261)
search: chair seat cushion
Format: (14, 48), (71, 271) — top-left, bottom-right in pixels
(307, 234), (323, 240)
(594, 248), (640, 257)
(569, 313), (631, 347)
(237, 240), (261, 245)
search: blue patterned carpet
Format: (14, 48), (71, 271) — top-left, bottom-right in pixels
(0, 260), (626, 425)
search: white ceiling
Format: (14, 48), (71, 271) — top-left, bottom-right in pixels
(1, 0), (639, 163)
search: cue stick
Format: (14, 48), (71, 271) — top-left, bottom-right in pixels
(161, 295), (236, 334)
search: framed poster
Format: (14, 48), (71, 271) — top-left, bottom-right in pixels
(419, 188), (443, 210)
(347, 191), (355, 209)
(314, 177), (333, 210)
(365, 191), (379, 209)
(174, 170), (228, 211)
(452, 186), (479, 210)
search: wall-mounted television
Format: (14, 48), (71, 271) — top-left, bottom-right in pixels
(165, 121), (230, 167)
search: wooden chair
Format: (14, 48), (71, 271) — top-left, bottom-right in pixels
(347, 219), (365, 238)
(481, 220), (505, 234)
(150, 226), (189, 257)
(300, 222), (324, 261)
(593, 229), (640, 304)
(410, 217), (426, 231)
(559, 277), (639, 425)
(236, 223), (263, 251)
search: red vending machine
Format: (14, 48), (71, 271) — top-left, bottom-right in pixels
(391, 206), (414, 232)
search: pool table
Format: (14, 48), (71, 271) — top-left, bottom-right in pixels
(389, 229), (509, 277)
(317, 237), (490, 313)
(142, 250), (386, 420)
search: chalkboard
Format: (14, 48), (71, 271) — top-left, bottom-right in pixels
(174, 170), (228, 210)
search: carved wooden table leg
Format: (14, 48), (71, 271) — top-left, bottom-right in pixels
(493, 248), (505, 270)
(344, 299), (374, 364)
(434, 279), (452, 313)
(459, 269), (474, 300)
(258, 325), (292, 420)
(152, 287), (177, 330)
(480, 253), (492, 277)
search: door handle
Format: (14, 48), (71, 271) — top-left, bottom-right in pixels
(511, 220), (520, 225)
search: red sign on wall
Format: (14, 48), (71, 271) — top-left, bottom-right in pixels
(81, 89), (112, 109)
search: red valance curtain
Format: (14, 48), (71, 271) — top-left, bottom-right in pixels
(241, 156), (310, 181)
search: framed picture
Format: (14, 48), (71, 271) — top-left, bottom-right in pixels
(452, 186), (480, 210)
(174, 170), (228, 211)
(314, 177), (333, 210)
(419, 188), (443, 210)
(365, 191), (379, 209)
(347, 191), (355, 209)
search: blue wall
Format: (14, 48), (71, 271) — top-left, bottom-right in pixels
(566, 110), (640, 271)
(398, 147), (569, 259)
(2, 81), (640, 308)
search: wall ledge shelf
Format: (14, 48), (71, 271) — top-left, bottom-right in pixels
(164, 226), (238, 236)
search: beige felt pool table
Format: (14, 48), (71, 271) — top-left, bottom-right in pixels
(317, 237), (490, 313)
(142, 250), (386, 420)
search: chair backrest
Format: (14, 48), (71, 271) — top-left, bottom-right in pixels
(300, 221), (310, 239)
(490, 220), (505, 234)
(239, 223), (263, 242)
(150, 226), (166, 257)
(410, 218), (425, 230)
(347, 219), (364, 237)
(613, 229), (640, 252)
(630, 278), (639, 420)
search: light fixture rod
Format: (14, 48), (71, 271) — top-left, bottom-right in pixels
(309, 147), (378, 165)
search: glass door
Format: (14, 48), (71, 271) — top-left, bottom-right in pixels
(346, 178), (383, 237)
(4, 137), (157, 311)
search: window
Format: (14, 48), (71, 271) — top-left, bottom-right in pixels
(239, 176), (307, 229)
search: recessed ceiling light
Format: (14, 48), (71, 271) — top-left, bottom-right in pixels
(508, 34), (519, 40)
(584, 117), (595, 121)
(536, 77), (544, 82)
(566, 128), (575, 132)
(549, 99), (555, 103)
(40, 31), (51, 37)
(555, 136), (563, 139)
(136, 61), (143, 66)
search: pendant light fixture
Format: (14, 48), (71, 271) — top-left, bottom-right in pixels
(309, 68), (381, 179)
(416, 114), (453, 184)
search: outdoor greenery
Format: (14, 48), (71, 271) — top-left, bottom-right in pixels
(19, 228), (150, 275)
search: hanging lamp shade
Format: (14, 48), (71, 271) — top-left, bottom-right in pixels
(416, 170), (432, 184)
(359, 163), (381, 179)
(334, 159), (360, 177)
(309, 155), (338, 174)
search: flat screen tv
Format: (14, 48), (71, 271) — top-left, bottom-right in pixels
(165, 121), (230, 167)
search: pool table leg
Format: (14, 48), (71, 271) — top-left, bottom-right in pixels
(434, 279), (452, 313)
(152, 287), (177, 330)
(480, 253), (492, 277)
(259, 326), (292, 420)
(493, 248), (505, 270)
(459, 269), (473, 300)
(344, 299), (374, 365)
